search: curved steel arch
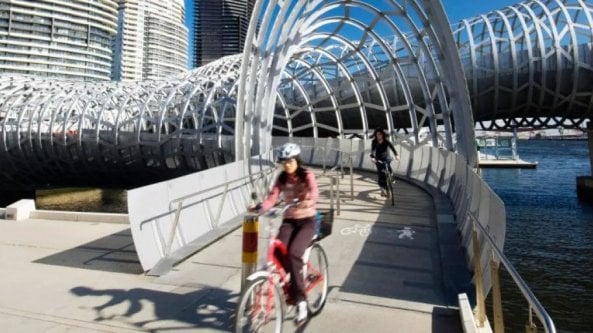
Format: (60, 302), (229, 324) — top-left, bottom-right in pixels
(0, 56), (244, 189)
(0, 0), (478, 188)
(236, 0), (475, 165)
(453, 0), (593, 130)
(6, 0), (593, 188)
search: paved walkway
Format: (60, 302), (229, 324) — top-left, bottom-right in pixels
(0, 169), (464, 332)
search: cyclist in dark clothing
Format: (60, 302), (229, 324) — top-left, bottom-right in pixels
(369, 127), (399, 196)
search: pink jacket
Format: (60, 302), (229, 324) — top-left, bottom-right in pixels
(260, 169), (318, 219)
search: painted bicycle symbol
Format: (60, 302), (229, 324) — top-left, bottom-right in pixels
(340, 224), (372, 236)
(340, 224), (416, 240)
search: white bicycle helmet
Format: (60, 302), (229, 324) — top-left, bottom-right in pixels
(277, 142), (301, 161)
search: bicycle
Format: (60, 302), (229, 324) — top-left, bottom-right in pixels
(376, 159), (395, 206)
(235, 202), (329, 332)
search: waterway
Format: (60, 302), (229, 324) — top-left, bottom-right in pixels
(480, 139), (593, 332)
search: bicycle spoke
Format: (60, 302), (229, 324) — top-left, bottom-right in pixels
(235, 277), (284, 333)
(303, 243), (329, 316)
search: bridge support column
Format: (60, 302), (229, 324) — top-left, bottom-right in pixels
(577, 121), (593, 202)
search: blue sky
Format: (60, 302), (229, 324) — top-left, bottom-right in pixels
(183, 0), (522, 68)
(443, 0), (521, 22)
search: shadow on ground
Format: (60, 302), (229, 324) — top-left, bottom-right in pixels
(71, 285), (237, 332)
(34, 228), (143, 274)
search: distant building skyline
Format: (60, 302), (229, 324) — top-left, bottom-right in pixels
(0, 0), (119, 81)
(113, 0), (188, 81)
(192, 0), (255, 68)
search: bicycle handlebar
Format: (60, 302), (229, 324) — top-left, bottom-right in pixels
(250, 199), (299, 218)
(266, 200), (299, 218)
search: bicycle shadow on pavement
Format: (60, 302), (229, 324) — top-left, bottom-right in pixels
(71, 285), (237, 331)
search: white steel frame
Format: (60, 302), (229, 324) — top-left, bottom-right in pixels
(9, 0), (593, 185)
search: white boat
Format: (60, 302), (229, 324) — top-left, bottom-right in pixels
(477, 134), (538, 168)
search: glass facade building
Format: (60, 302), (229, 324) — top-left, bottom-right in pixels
(0, 0), (118, 81)
(193, 0), (255, 68)
(113, 0), (188, 81)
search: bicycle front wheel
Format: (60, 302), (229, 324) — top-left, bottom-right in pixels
(303, 243), (329, 316)
(235, 276), (284, 333)
(387, 174), (395, 206)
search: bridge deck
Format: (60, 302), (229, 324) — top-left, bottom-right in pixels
(0, 169), (465, 332)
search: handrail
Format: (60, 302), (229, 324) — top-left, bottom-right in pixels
(138, 163), (276, 230)
(161, 164), (277, 257)
(311, 144), (357, 201)
(316, 172), (341, 215)
(168, 166), (275, 209)
(471, 213), (557, 333)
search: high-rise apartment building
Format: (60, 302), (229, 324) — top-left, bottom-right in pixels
(193, 0), (256, 68)
(0, 0), (119, 81)
(113, 0), (188, 82)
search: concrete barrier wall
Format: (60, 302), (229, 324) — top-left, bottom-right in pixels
(127, 153), (277, 272)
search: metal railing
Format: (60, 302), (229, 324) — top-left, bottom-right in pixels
(159, 147), (350, 259)
(321, 147), (356, 202)
(470, 213), (557, 333)
(159, 165), (277, 258)
(315, 145), (359, 215)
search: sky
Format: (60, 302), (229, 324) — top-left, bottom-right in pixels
(442, 0), (521, 22)
(183, 0), (523, 68)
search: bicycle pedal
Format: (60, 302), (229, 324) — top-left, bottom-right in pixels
(306, 273), (319, 283)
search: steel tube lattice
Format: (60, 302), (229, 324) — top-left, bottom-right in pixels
(235, 0), (476, 164)
(0, 56), (242, 188)
(454, 0), (593, 130)
(2, 0), (592, 188)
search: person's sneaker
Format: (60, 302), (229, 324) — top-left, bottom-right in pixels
(295, 301), (308, 326)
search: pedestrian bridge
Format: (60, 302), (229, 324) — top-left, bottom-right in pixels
(153, 166), (466, 332)
(121, 136), (551, 332)
(0, 0), (567, 331)
(4, 0), (593, 189)
(0, 137), (555, 332)
(0, 161), (475, 332)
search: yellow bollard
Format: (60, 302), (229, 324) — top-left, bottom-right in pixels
(241, 214), (259, 293)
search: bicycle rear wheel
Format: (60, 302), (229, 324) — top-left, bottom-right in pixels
(235, 276), (284, 333)
(303, 243), (329, 315)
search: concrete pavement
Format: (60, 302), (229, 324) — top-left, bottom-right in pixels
(0, 169), (468, 332)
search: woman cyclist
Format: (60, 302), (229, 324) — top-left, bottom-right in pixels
(253, 142), (319, 326)
(370, 127), (399, 196)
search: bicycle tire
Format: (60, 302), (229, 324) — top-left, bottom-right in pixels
(235, 276), (284, 333)
(386, 172), (395, 206)
(303, 243), (329, 315)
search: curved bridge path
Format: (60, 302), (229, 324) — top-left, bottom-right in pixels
(0, 168), (467, 332)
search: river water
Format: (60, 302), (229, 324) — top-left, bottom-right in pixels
(480, 139), (593, 332)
